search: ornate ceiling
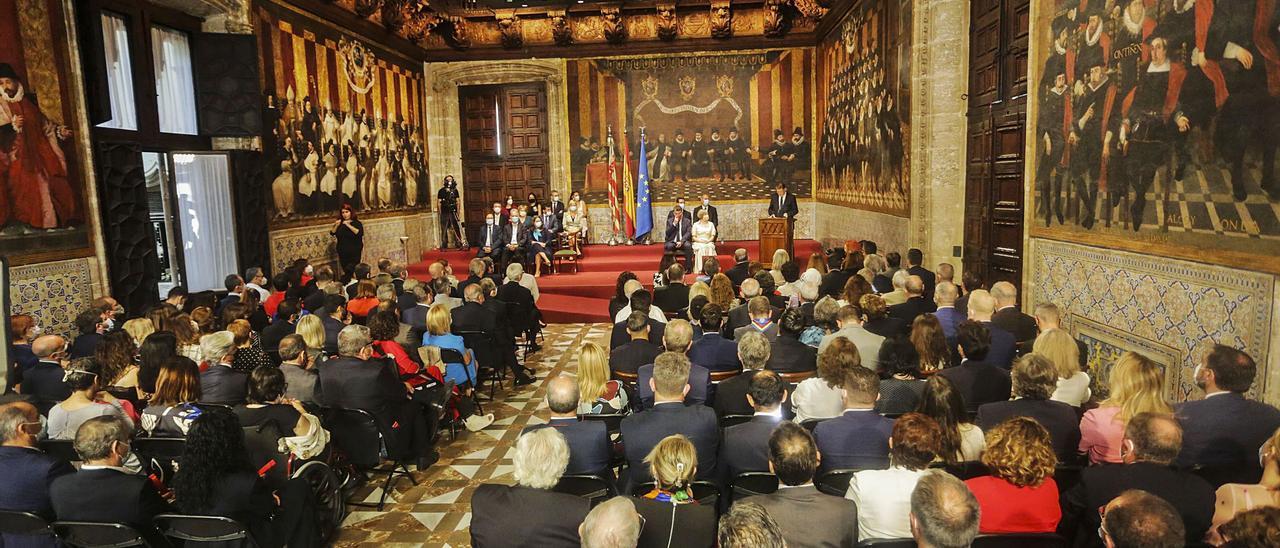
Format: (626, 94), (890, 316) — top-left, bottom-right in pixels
(322, 0), (834, 57)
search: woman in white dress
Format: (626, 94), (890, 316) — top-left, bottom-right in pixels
(691, 210), (717, 274)
(318, 144), (339, 198)
(297, 143), (319, 199)
(341, 146), (359, 203)
(272, 159), (294, 217)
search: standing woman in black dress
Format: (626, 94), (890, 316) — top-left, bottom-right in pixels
(330, 203), (364, 281)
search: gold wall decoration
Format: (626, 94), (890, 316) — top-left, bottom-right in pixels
(710, 1), (733, 39)
(602, 6), (626, 44)
(656, 2), (678, 41)
(550, 11), (573, 46)
(497, 12), (522, 49)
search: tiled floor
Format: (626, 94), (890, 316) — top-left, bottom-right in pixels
(334, 322), (611, 548)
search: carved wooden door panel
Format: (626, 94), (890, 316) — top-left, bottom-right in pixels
(459, 83), (549, 243)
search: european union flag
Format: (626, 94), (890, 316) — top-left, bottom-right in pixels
(634, 132), (653, 239)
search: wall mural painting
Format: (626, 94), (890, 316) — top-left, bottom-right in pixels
(1030, 0), (1280, 274)
(566, 49), (813, 204)
(815, 0), (912, 217)
(256, 1), (429, 227)
(0, 0), (92, 264)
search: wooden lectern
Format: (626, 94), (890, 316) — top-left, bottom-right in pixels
(759, 217), (793, 268)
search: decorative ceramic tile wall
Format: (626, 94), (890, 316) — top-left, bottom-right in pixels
(1028, 238), (1275, 401)
(8, 257), (97, 339)
(269, 213), (438, 273)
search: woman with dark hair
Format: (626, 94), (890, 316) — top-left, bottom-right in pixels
(859, 294), (907, 339)
(911, 314), (952, 373)
(137, 331), (178, 398)
(172, 406), (321, 548)
(529, 215), (554, 277)
(95, 331), (139, 404)
(140, 357), (203, 437)
(345, 280), (380, 319)
(654, 254), (677, 289)
(840, 275), (873, 307)
(330, 204), (364, 281)
(240, 288), (270, 333)
(367, 310), (419, 379)
(48, 357), (128, 439)
(807, 252), (829, 275)
(916, 376), (985, 462)
(875, 336), (926, 415)
(235, 367), (321, 444)
(608, 271), (639, 320)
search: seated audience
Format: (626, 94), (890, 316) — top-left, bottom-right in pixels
(621, 352), (720, 488)
(1217, 505), (1280, 547)
(1175, 345), (1280, 485)
(733, 296), (779, 342)
(792, 336), (859, 424)
(964, 290), (1016, 368)
(909, 470), (981, 548)
(47, 358), (127, 440)
(723, 277), (759, 335)
(990, 281), (1038, 350)
(141, 357), (204, 437)
(863, 297), (907, 347)
(911, 314), (952, 373)
(813, 365), (894, 472)
(874, 337), (926, 415)
(1080, 352), (1171, 464)
(578, 496), (643, 548)
(711, 332), (772, 419)
(718, 502), (786, 548)
(613, 279), (668, 325)
(50, 416), (171, 546)
(198, 331), (249, 405)
(471, 428), (590, 547)
(887, 275), (936, 324)
(720, 370), (788, 480)
(839, 273), (873, 309)
(69, 308), (106, 359)
(916, 376), (986, 462)
(423, 303), (480, 387)
(228, 319), (273, 373)
(611, 311), (665, 375)
(1062, 412), (1214, 547)
(881, 269), (909, 306)
(636, 320), (711, 408)
(20, 335), (73, 405)
(746, 421), (858, 547)
(932, 282), (963, 342)
(847, 413), (942, 541)
(9, 314), (40, 390)
(137, 331), (178, 398)
(608, 272), (640, 321)
(936, 320), (1011, 412)
(688, 304), (741, 372)
(1209, 426), (1280, 543)
(631, 435), (717, 548)
(766, 308), (817, 373)
(0, 401), (74, 548)
(799, 296), (840, 347)
(976, 353), (1081, 460)
(653, 264), (690, 314)
(577, 342), (629, 414)
(95, 331), (139, 393)
(235, 366), (325, 453)
(1032, 302), (1089, 370)
(818, 304), (884, 372)
(610, 290), (667, 350)
(523, 374), (612, 480)
(260, 299), (299, 354)
(320, 294), (349, 355)
(965, 417), (1061, 534)
(1099, 490), (1188, 548)
(1035, 327), (1091, 406)
(172, 406), (320, 548)
(276, 334), (318, 404)
(368, 310), (419, 379)
(346, 280), (380, 318)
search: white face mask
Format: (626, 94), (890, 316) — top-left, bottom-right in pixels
(304, 266), (314, 276)
(703, 199), (710, 206)
(28, 326), (42, 338)
(486, 219), (494, 225)
(103, 318), (115, 331)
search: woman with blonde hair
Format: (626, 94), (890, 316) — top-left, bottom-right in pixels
(1208, 426), (1280, 543)
(122, 318), (154, 347)
(708, 273), (736, 310)
(965, 417), (1061, 533)
(189, 306), (215, 335)
(576, 341), (628, 414)
(632, 435), (717, 548)
(769, 249), (790, 287)
(294, 314), (327, 358)
(1035, 328), (1091, 407)
(807, 252), (829, 275)
(1078, 352), (1171, 464)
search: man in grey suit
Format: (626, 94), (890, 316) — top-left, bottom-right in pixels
(745, 421), (858, 548)
(818, 305), (885, 373)
(733, 296), (779, 342)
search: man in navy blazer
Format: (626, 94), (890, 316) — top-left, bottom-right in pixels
(1175, 345), (1280, 484)
(320, 294), (349, 355)
(0, 402), (74, 548)
(689, 304), (741, 372)
(198, 331), (248, 405)
(975, 353), (1080, 460)
(936, 321), (1011, 412)
(522, 375), (613, 482)
(20, 336), (73, 406)
(664, 206), (694, 267)
(887, 276), (937, 325)
(611, 312), (665, 374)
(965, 289), (1016, 368)
(932, 282), (964, 342)
(813, 366), (894, 472)
(720, 370), (787, 483)
(620, 352), (720, 490)
(636, 320), (711, 408)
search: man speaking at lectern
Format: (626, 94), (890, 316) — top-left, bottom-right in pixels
(768, 182), (798, 219)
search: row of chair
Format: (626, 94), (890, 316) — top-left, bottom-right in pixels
(0, 510), (255, 548)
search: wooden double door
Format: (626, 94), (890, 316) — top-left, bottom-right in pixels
(964, 0), (1029, 288)
(459, 83), (549, 243)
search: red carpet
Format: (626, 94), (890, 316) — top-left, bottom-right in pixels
(408, 239), (824, 323)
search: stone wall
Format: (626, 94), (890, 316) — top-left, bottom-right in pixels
(587, 201), (815, 244)
(268, 213), (438, 273)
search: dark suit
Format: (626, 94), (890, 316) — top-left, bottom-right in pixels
(688, 333), (741, 372)
(993, 307), (1039, 350)
(725, 261), (751, 288)
(863, 316), (908, 340)
(200, 365), (249, 405)
(452, 301), (498, 335)
(720, 414), (783, 480)
(0, 445), (74, 548)
(620, 402), (720, 488)
(19, 361), (71, 403)
(813, 410), (894, 472)
(69, 332), (102, 359)
(819, 269), (854, 299)
(976, 399), (1081, 459)
(694, 204), (719, 227)
(982, 321), (1018, 369)
(315, 356), (404, 439)
(664, 215), (694, 266)
(475, 223), (504, 259)
(907, 265), (937, 301)
(501, 223), (528, 265)
(497, 282), (539, 336)
(871, 274), (893, 294)
(768, 192), (799, 219)
(402, 304), (430, 330)
(767, 334), (817, 373)
(321, 316), (346, 355)
(1175, 393), (1280, 482)
(609, 339), (664, 375)
(734, 322), (780, 343)
(260, 319), (295, 354)
(936, 360), (1011, 412)
(725, 303), (752, 338)
(712, 370), (759, 419)
(470, 484), (589, 548)
(50, 468), (171, 546)
(746, 485), (859, 548)
(653, 283), (691, 315)
(631, 496), (717, 548)
(637, 363), (712, 409)
(609, 320), (665, 350)
(302, 290), (326, 313)
(1061, 462), (1215, 548)
(887, 296), (936, 324)
(934, 306), (964, 341)
(523, 418), (612, 480)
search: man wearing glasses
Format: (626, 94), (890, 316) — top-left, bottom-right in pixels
(0, 401), (75, 547)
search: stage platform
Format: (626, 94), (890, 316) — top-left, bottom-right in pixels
(407, 239), (825, 323)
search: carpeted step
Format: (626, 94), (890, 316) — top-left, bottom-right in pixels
(536, 293), (613, 323)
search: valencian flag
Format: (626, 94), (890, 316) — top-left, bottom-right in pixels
(606, 127), (624, 235)
(621, 129), (636, 239)
(634, 129), (653, 240)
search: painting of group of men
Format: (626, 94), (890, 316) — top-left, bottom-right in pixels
(571, 126), (810, 186)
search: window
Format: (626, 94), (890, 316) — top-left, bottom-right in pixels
(97, 12), (137, 130)
(171, 153), (237, 292)
(150, 25), (198, 135)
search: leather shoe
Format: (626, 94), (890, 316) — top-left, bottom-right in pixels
(416, 450), (440, 470)
(514, 372), (536, 386)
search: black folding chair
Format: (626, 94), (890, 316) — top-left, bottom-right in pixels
(580, 413), (626, 433)
(51, 521), (148, 548)
(553, 475), (617, 507)
(292, 460), (346, 542)
(0, 510), (54, 540)
(800, 418), (828, 432)
(326, 407), (418, 511)
(730, 472), (779, 503)
(931, 460), (990, 480)
(855, 539), (917, 547)
(154, 514), (253, 546)
(720, 414), (755, 428)
(39, 438), (80, 463)
(455, 330), (507, 399)
(815, 469), (859, 497)
(972, 533), (1068, 547)
(132, 437), (187, 485)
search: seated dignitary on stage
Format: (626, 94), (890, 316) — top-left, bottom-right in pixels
(665, 205), (694, 268)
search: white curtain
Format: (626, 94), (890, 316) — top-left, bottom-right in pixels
(172, 154), (238, 292)
(96, 13), (137, 131)
(150, 26), (198, 135)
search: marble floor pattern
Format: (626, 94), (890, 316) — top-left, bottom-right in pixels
(334, 322), (611, 548)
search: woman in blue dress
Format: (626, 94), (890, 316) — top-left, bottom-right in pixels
(529, 217), (554, 277)
(420, 304), (493, 432)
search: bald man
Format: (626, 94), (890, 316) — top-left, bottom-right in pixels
(990, 281), (1037, 350)
(888, 275), (937, 324)
(21, 335), (72, 405)
(521, 374), (612, 480)
(965, 290), (1016, 369)
(0, 401), (75, 544)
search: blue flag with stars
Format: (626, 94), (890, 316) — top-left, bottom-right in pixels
(635, 132), (653, 239)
